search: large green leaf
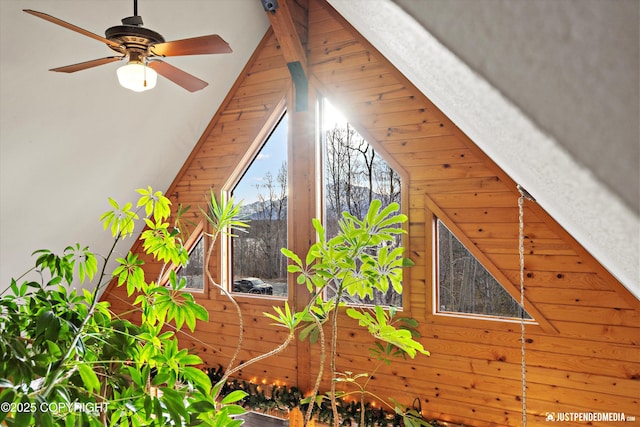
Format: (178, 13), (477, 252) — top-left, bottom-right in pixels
(221, 390), (248, 405)
(181, 366), (211, 394)
(77, 364), (100, 393)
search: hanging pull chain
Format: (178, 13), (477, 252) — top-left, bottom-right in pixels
(517, 184), (533, 426)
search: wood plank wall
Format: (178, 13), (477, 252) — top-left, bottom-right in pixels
(101, 1), (640, 425)
(305, 1), (640, 425)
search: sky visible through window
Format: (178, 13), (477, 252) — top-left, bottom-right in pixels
(231, 113), (289, 297)
(232, 103), (345, 205)
(233, 114), (288, 204)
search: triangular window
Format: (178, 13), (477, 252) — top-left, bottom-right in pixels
(437, 219), (531, 319)
(228, 112), (288, 297)
(175, 233), (205, 292)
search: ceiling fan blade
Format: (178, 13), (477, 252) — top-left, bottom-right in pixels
(23, 9), (122, 50)
(50, 57), (123, 73)
(148, 60), (208, 92)
(150, 34), (232, 57)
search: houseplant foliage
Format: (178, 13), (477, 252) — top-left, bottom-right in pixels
(278, 200), (431, 426)
(0, 186), (431, 426)
(0, 187), (247, 427)
(193, 193), (432, 425)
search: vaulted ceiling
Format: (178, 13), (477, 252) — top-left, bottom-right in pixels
(1, 0), (638, 297)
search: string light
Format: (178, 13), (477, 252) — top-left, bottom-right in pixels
(205, 366), (440, 426)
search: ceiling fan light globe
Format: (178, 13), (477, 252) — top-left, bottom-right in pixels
(117, 62), (157, 92)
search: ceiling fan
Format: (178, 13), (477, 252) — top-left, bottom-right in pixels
(23, 0), (232, 92)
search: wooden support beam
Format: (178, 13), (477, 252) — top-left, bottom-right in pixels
(287, 86), (317, 392)
(261, 0), (309, 75)
(288, 61), (308, 112)
(262, 0), (309, 110)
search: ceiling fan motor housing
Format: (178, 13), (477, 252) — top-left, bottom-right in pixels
(105, 21), (165, 55)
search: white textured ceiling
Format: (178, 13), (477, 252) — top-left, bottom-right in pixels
(1, 0), (638, 299)
(0, 0), (270, 291)
(394, 0), (639, 215)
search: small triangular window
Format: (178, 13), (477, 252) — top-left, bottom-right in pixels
(175, 234), (205, 292)
(437, 219), (531, 319)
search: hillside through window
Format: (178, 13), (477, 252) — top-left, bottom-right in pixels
(230, 113), (288, 297)
(321, 98), (403, 307)
(437, 219), (531, 319)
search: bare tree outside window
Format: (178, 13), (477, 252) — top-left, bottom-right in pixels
(437, 220), (531, 319)
(230, 114), (288, 297)
(322, 99), (403, 307)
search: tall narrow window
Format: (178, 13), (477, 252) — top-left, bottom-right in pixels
(437, 219), (531, 319)
(321, 98), (403, 307)
(229, 113), (288, 297)
(175, 234), (205, 292)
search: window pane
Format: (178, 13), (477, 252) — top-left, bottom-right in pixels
(176, 234), (204, 292)
(231, 114), (288, 297)
(437, 219), (531, 319)
(322, 98), (403, 307)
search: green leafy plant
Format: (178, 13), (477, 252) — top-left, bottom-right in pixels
(328, 310), (432, 427)
(282, 199), (430, 426)
(0, 187), (247, 426)
(0, 190), (430, 427)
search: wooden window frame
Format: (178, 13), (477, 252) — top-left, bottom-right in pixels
(159, 220), (207, 295)
(426, 194), (557, 333)
(221, 99), (289, 301)
(317, 94), (411, 312)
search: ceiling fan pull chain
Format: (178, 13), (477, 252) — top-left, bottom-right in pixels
(143, 59), (148, 88)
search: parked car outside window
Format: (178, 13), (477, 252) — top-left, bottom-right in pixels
(233, 277), (274, 295)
